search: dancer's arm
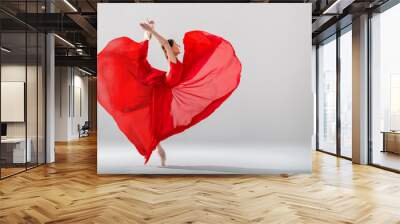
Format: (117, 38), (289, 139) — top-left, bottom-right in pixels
(143, 20), (153, 40)
(140, 22), (177, 63)
(143, 31), (152, 40)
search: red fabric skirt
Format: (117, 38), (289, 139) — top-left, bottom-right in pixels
(98, 30), (242, 163)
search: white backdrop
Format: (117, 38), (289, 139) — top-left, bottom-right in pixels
(97, 3), (313, 174)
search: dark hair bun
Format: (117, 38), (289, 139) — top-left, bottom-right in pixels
(167, 39), (174, 47)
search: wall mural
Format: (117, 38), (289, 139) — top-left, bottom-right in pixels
(97, 3), (313, 174)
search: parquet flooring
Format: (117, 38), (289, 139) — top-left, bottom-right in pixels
(0, 167), (26, 178)
(1, 134), (400, 223)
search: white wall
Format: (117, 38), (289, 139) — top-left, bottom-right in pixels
(71, 73), (89, 138)
(55, 67), (89, 141)
(55, 67), (69, 141)
(1, 63), (46, 164)
(1, 65), (37, 138)
(98, 3), (313, 174)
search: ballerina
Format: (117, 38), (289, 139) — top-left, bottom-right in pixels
(97, 20), (242, 166)
(141, 20), (181, 167)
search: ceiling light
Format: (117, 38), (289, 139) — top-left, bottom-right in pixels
(323, 0), (342, 14)
(322, 0), (354, 15)
(63, 0), (78, 12)
(54, 34), (75, 48)
(76, 48), (85, 55)
(78, 67), (93, 76)
(1, 47), (11, 53)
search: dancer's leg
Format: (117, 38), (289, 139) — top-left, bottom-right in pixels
(157, 144), (166, 167)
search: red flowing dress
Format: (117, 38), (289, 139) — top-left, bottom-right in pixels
(98, 30), (242, 163)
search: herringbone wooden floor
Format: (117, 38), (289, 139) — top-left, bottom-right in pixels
(1, 134), (400, 224)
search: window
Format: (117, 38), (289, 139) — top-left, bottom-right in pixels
(339, 28), (352, 158)
(317, 36), (337, 154)
(370, 3), (400, 171)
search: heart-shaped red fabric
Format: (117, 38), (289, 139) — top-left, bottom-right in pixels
(98, 30), (242, 163)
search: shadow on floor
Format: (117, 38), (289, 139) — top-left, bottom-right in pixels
(159, 165), (288, 174)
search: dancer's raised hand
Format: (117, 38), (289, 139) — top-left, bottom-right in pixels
(140, 22), (154, 33)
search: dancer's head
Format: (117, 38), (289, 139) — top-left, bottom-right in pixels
(161, 39), (181, 58)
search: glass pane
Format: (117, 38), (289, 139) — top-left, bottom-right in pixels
(25, 0), (38, 169)
(340, 29), (352, 158)
(27, 31), (38, 169)
(318, 37), (337, 154)
(0, 1), (46, 178)
(371, 4), (400, 171)
(1, 31), (27, 177)
(38, 33), (45, 165)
